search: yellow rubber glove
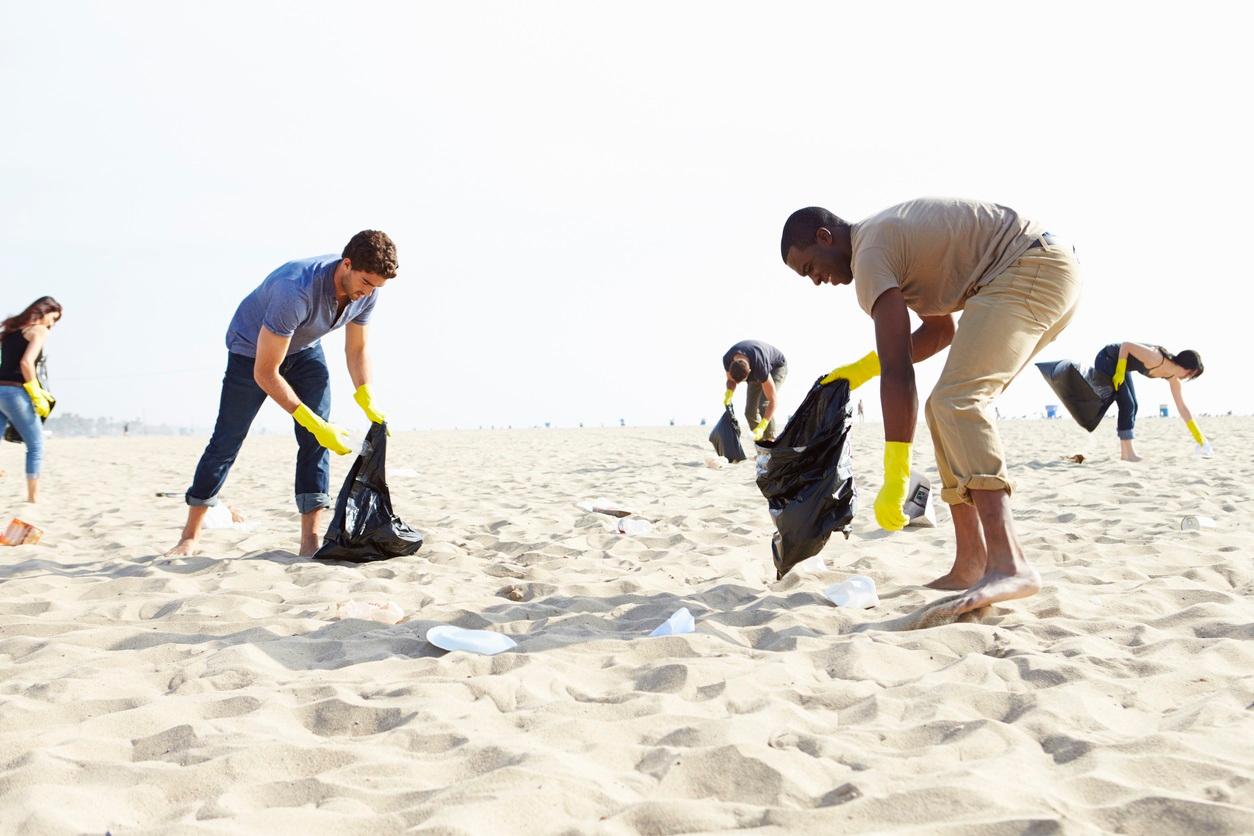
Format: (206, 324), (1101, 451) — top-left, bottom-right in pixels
(752, 418), (770, 441)
(723, 388), (734, 407)
(874, 441), (912, 531)
(820, 351), (881, 390)
(1112, 356), (1127, 391)
(23, 380), (52, 418)
(353, 384), (387, 424)
(1186, 418), (1205, 446)
(293, 404), (352, 455)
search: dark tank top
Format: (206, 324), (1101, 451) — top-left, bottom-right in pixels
(0, 330), (38, 385)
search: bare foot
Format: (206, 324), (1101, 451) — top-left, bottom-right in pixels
(925, 569), (984, 590)
(927, 567), (1042, 620)
(1120, 452), (1143, 462)
(165, 538), (201, 557)
(299, 533), (321, 557)
(228, 506), (246, 524)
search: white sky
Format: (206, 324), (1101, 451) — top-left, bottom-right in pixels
(3, 1), (1251, 434)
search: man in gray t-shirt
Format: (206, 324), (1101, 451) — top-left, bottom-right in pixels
(722, 340), (788, 442)
(166, 230), (399, 558)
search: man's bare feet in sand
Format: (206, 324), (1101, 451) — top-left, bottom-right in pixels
(166, 537), (201, 557)
(926, 502), (987, 590)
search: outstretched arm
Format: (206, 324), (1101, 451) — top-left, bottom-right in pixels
(872, 289), (917, 443)
(1169, 377), (1193, 422)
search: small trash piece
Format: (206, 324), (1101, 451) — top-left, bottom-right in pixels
(426, 625), (517, 655)
(1196, 442), (1214, 459)
(791, 553), (828, 574)
(0, 518), (43, 546)
(1035, 360), (1115, 432)
(1180, 515), (1217, 531)
(649, 607), (695, 637)
(1063, 454), (1086, 464)
(708, 406), (747, 463)
(577, 498), (635, 517)
(336, 600), (405, 624)
(315, 422), (424, 563)
(903, 471), (937, 528)
(155, 491), (184, 498)
(823, 575), (879, 609)
(201, 504), (247, 530)
(617, 517), (653, 535)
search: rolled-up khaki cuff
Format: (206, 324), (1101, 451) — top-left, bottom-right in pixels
(941, 475), (1014, 505)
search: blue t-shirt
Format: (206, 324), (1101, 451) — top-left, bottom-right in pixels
(225, 255), (377, 357)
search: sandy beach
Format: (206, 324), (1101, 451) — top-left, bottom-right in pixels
(1, 417), (1251, 834)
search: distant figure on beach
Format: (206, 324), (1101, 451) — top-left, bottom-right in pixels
(723, 340), (788, 442)
(857, 399), (864, 423)
(0, 296), (62, 504)
(1094, 341), (1206, 461)
(782, 198), (1080, 619)
(166, 231), (397, 557)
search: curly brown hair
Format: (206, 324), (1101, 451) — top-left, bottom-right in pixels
(342, 230), (398, 279)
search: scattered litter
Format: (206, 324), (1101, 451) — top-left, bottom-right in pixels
(823, 575), (879, 609)
(616, 517), (653, 535)
(426, 625), (517, 655)
(154, 491), (183, 498)
(336, 600), (405, 624)
(1195, 442), (1214, 459)
(201, 504), (249, 530)
(0, 518), (42, 546)
(703, 457), (724, 470)
(1180, 515), (1217, 531)
(577, 497), (635, 517)
(791, 553), (828, 574)
(1062, 454), (1086, 464)
(649, 607), (695, 637)
(903, 471), (937, 528)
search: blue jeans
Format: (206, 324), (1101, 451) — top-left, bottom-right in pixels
(187, 345), (332, 513)
(1094, 348), (1136, 440)
(0, 385), (43, 477)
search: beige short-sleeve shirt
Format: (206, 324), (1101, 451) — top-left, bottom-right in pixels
(851, 197), (1045, 317)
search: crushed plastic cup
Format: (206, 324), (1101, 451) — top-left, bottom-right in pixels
(201, 504), (245, 530)
(1180, 515), (1217, 531)
(426, 625), (517, 655)
(823, 575), (879, 609)
(336, 600), (405, 624)
(649, 607), (695, 637)
(343, 430), (368, 457)
(617, 517), (653, 535)
(792, 553), (828, 574)
(1195, 441), (1214, 459)
(0, 518), (43, 546)
(903, 471), (937, 528)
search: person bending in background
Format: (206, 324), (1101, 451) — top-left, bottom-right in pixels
(0, 296), (62, 504)
(1094, 342), (1206, 461)
(722, 340), (788, 442)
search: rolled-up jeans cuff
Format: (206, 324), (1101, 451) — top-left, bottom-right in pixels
(1117, 429), (1135, 440)
(296, 492), (332, 514)
(186, 493), (220, 507)
(941, 475), (1014, 506)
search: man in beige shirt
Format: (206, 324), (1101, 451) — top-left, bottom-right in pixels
(780, 197), (1081, 618)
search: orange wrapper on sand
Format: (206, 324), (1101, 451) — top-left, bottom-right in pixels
(0, 518), (43, 546)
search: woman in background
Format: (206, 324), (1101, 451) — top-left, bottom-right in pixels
(1094, 341), (1205, 462)
(0, 296), (62, 502)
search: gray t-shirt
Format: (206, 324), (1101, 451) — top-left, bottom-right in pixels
(225, 255), (377, 357)
(723, 340), (787, 382)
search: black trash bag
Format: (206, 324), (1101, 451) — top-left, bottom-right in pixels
(1036, 360), (1115, 432)
(314, 422), (424, 563)
(708, 405), (747, 463)
(755, 377), (856, 579)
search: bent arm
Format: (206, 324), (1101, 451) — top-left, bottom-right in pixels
(1169, 377), (1193, 422)
(345, 323), (371, 389)
(911, 314), (955, 363)
(253, 327), (303, 413)
(872, 289), (917, 443)
(760, 376), (777, 422)
(1120, 341), (1161, 368)
(19, 326), (49, 382)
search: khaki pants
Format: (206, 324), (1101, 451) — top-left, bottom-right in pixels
(926, 243), (1081, 505)
(746, 365), (787, 441)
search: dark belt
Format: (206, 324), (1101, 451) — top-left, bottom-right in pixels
(1026, 231), (1058, 250)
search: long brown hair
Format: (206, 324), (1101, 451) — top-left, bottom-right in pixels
(1, 296), (62, 339)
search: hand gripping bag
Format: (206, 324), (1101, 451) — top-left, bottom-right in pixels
(755, 378), (856, 579)
(708, 405), (747, 463)
(314, 422), (424, 563)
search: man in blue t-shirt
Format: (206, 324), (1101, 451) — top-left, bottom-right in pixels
(722, 340), (788, 442)
(166, 230), (399, 557)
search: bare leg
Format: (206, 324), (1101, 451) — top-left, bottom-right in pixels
(299, 508), (325, 557)
(926, 489), (1040, 619)
(26, 477), (38, 503)
(166, 506), (210, 556)
(926, 501), (987, 589)
(1119, 439), (1142, 462)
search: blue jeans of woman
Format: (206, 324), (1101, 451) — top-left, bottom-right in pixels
(186, 345), (332, 513)
(0, 385), (43, 477)
(1094, 349), (1136, 440)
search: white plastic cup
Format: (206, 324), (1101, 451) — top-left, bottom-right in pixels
(1180, 515), (1217, 531)
(617, 517), (653, 535)
(823, 575), (879, 609)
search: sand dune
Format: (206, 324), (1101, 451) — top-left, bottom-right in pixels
(1, 417), (1251, 833)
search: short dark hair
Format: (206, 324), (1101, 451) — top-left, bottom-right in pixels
(343, 230), (398, 279)
(729, 358), (751, 383)
(1172, 349), (1204, 379)
(780, 207), (849, 263)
